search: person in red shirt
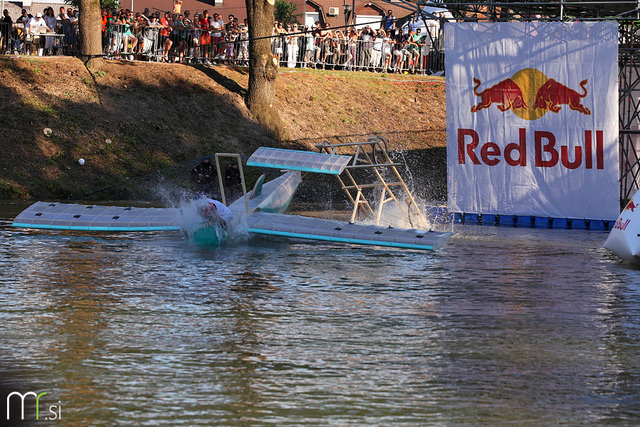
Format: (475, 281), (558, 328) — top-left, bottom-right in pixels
(101, 8), (108, 53)
(159, 11), (173, 62)
(199, 10), (211, 65)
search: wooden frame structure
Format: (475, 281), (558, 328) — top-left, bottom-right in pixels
(316, 137), (429, 229)
(214, 153), (249, 212)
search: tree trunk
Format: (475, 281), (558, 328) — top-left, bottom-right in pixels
(78, 0), (103, 69)
(245, 0), (288, 140)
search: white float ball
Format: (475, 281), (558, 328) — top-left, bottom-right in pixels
(78, 158), (85, 165)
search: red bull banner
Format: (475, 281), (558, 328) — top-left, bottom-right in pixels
(445, 22), (619, 221)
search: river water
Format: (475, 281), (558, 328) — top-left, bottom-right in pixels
(1, 200), (639, 425)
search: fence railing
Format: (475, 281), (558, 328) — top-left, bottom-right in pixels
(0, 21), (77, 55)
(0, 21), (446, 74)
(271, 33), (445, 74)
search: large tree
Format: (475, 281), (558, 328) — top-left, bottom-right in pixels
(245, 0), (288, 140)
(77, 0), (104, 68)
(274, 0), (302, 25)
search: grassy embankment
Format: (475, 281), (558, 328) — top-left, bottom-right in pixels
(0, 56), (447, 202)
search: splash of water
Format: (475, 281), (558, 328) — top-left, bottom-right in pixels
(360, 195), (432, 230)
(152, 185), (249, 246)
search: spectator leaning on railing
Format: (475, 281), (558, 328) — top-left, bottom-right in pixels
(64, 8), (78, 55)
(358, 25), (374, 71)
(238, 20), (249, 65)
(132, 12), (146, 58)
(286, 23), (299, 68)
(159, 11), (173, 62)
(371, 28), (384, 72)
(319, 23), (332, 69)
(119, 10), (138, 59)
(383, 29), (393, 72)
(198, 10), (211, 64)
(211, 12), (224, 60)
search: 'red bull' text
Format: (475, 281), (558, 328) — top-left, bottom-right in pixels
(457, 128), (604, 169)
(613, 218), (631, 231)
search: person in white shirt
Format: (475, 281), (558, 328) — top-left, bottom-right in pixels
(28, 13), (48, 55)
(210, 13), (224, 59)
(19, 9), (30, 32)
(371, 29), (385, 72)
(29, 13), (47, 34)
(286, 24), (299, 68)
(238, 22), (249, 64)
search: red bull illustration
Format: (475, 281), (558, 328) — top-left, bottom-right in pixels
(532, 78), (590, 115)
(470, 78), (527, 113)
(471, 68), (591, 120)
(624, 199), (638, 212)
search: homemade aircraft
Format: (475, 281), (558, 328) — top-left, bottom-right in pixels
(12, 139), (452, 251)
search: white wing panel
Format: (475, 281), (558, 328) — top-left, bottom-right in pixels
(12, 202), (181, 231)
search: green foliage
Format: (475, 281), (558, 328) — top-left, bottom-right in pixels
(64, 0), (120, 9)
(123, 135), (139, 147)
(274, 0), (302, 25)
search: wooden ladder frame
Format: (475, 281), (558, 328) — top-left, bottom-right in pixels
(316, 137), (428, 229)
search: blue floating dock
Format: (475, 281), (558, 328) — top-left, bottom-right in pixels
(426, 205), (614, 231)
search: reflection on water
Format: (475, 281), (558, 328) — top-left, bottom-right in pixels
(1, 201), (639, 425)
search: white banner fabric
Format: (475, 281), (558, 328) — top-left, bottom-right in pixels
(445, 22), (619, 220)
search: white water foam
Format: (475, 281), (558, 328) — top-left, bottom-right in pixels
(153, 185), (249, 245)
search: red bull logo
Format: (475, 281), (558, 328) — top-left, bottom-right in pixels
(471, 68), (590, 120)
(471, 78), (527, 113)
(624, 199), (638, 212)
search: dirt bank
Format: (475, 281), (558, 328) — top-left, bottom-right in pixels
(0, 56), (446, 200)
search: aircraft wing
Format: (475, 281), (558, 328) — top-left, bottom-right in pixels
(247, 147), (351, 175)
(12, 201), (181, 231)
(246, 211), (451, 251)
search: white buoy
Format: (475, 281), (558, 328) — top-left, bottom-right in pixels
(78, 158), (85, 165)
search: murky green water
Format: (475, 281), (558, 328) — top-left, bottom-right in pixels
(1, 200), (639, 425)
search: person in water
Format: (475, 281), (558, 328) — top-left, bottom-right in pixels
(204, 197), (233, 227)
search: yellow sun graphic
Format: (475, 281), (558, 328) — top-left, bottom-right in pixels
(510, 68), (549, 121)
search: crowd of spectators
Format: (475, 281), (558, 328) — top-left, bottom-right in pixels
(0, 5), (445, 74)
(273, 13), (440, 74)
(1, 6), (78, 55)
(101, 7), (250, 64)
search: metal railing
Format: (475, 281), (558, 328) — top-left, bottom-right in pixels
(271, 32), (444, 74)
(103, 24), (251, 64)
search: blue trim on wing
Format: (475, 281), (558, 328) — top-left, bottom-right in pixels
(247, 228), (435, 251)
